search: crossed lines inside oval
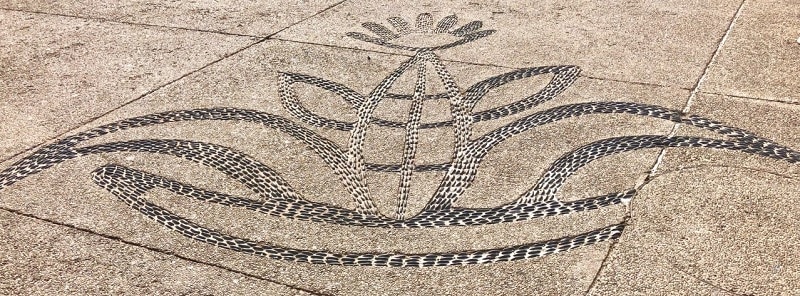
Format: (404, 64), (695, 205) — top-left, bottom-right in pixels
(0, 50), (799, 267)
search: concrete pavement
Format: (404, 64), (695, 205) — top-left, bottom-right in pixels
(1, 1), (798, 295)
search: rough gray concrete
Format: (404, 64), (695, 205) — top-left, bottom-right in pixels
(1, 1), (798, 295)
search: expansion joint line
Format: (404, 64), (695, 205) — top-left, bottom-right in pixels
(648, 0), (747, 178)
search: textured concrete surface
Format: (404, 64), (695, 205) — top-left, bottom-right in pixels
(0, 0), (343, 36)
(1, 1), (799, 295)
(0, 39), (692, 295)
(589, 166), (800, 295)
(0, 210), (313, 295)
(0, 9), (254, 160)
(701, 0), (800, 104)
(276, 0), (742, 87)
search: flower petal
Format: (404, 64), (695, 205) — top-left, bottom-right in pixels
(434, 14), (458, 33)
(387, 16), (411, 35)
(415, 13), (433, 32)
(362, 22), (400, 40)
(452, 21), (482, 37)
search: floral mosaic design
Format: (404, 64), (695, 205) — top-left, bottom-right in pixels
(0, 13), (798, 267)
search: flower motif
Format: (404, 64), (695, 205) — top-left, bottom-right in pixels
(1, 13), (799, 268)
(346, 13), (495, 51)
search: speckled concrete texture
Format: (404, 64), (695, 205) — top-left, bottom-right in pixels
(0, 9), (254, 160)
(589, 86), (800, 296)
(0, 40), (678, 295)
(1, 1), (799, 295)
(588, 166), (800, 295)
(276, 0), (742, 88)
(0, 210), (313, 295)
(0, 0), (344, 36)
(701, 0), (800, 103)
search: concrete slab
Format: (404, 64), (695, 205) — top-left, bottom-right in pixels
(0, 39), (689, 295)
(0, 9), (255, 161)
(275, 0), (742, 88)
(590, 166), (800, 295)
(0, 0), (344, 37)
(587, 236), (737, 296)
(590, 93), (800, 294)
(0, 210), (312, 295)
(701, 0), (800, 103)
(2, 3), (799, 295)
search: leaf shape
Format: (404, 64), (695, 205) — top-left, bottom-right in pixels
(452, 21), (482, 37)
(278, 72), (364, 131)
(387, 16), (411, 35)
(465, 65), (580, 123)
(362, 22), (399, 39)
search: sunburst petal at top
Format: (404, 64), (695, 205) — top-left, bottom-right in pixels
(346, 13), (495, 52)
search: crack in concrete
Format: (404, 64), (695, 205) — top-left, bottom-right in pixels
(583, 211), (632, 295)
(655, 164), (798, 181)
(613, 163), (794, 296)
(700, 91), (800, 107)
(579, 74), (686, 90)
(666, 261), (753, 296)
(587, 1), (750, 293)
(649, 0), (748, 177)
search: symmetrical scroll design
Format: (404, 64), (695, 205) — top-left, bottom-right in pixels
(0, 13), (798, 267)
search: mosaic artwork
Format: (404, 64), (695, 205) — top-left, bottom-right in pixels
(1, 13), (798, 267)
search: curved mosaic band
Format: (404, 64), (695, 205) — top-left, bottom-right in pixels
(1, 49), (798, 267)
